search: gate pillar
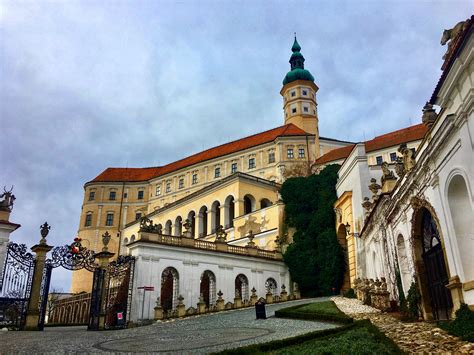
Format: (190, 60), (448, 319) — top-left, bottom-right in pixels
(95, 232), (115, 330)
(25, 223), (53, 330)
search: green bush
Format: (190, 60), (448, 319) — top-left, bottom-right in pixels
(395, 268), (407, 314)
(406, 280), (422, 320)
(275, 301), (353, 324)
(281, 164), (345, 296)
(439, 303), (474, 342)
(343, 288), (356, 299)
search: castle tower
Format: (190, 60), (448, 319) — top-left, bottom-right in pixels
(280, 37), (320, 158)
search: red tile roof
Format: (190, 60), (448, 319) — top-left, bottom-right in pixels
(315, 123), (428, 165)
(89, 124), (310, 184)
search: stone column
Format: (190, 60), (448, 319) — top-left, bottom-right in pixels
(94, 232), (115, 330)
(154, 297), (163, 320)
(196, 213), (203, 238)
(25, 223), (53, 331)
(234, 199), (245, 217)
(206, 210), (213, 236)
(0, 210), (20, 275)
(216, 290), (224, 311)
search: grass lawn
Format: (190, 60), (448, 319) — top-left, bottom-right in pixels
(274, 300), (353, 323)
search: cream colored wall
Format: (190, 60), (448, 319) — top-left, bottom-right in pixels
(366, 141), (420, 166)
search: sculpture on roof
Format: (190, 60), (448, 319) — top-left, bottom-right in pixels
(0, 186), (16, 212)
(441, 20), (469, 60)
(398, 143), (416, 174)
(381, 162), (396, 185)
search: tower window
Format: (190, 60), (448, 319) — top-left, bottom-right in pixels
(105, 213), (114, 226)
(303, 107), (308, 113)
(298, 148), (305, 158)
(287, 148), (294, 159)
(192, 174), (198, 185)
(84, 213), (92, 227)
(214, 167), (221, 178)
(291, 91), (296, 97)
(179, 178), (184, 189)
(137, 190), (144, 199)
(109, 191), (116, 200)
(268, 152), (275, 163)
(302, 90), (307, 96)
(390, 152), (397, 162)
(231, 163), (237, 173)
(156, 185), (161, 196)
(292, 108), (297, 114)
(376, 156), (383, 165)
(248, 158), (256, 169)
(88, 191), (95, 201)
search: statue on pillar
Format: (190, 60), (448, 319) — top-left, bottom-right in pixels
(0, 186), (16, 212)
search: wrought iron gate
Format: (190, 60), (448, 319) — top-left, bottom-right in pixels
(103, 255), (135, 329)
(0, 243), (35, 329)
(421, 210), (453, 320)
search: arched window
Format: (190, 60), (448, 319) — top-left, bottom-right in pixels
(396, 234), (410, 295)
(200, 270), (217, 307)
(235, 274), (249, 301)
(161, 267), (179, 312)
(243, 195), (256, 214)
(211, 201), (220, 233)
(265, 278), (278, 296)
(187, 211), (196, 238)
(174, 216), (182, 236)
(199, 206), (208, 238)
(224, 195), (235, 228)
(164, 220), (173, 235)
(260, 198), (271, 209)
(448, 175), (474, 281)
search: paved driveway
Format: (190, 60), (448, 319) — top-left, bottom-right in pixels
(1, 298), (337, 354)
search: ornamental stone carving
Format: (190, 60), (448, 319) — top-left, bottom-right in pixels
(0, 186), (15, 212)
(381, 162), (396, 185)
(398, 143), (416, 173)
(238, 216), (262, 237)
(421, 102), (437, 127)
(441, 20), (469, 60)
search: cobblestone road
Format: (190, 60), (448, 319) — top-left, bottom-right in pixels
(0, 298), (337, 354)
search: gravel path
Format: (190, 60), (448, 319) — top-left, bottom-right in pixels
(0, 298), (338, 354)
(331, 296), (474, 354)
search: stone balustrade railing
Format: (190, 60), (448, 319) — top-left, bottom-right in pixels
(353, 277), (391, 311)
(135, 231), (283, 260)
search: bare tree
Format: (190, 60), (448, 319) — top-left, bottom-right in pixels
(46, 288), (63, 322)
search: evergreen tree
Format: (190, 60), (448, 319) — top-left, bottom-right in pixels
(281, 164), (345, 296)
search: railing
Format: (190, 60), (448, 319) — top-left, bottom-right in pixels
(137, 232), (282, 260)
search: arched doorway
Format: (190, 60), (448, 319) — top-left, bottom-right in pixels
(161, 267), (179, 312)
(337, 224), (350, 291)
(200, 270), (216, 307)
(164, 220), (172, 235)
(413, 207), (453, 320)
(187, 211), (196, 238)
(243, 195), (255, 214)
(224, 195), (235, 228)
(174, 216), (182, 236)
(260, 198), (271, 209)
(235, 274), (249, 301)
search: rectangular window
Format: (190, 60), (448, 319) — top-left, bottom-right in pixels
(179, 178), (184, 189)
(268, 152), (275, 163)
(376, 156), (383, 165)
(166, 182), (171, 193)
(291, 91), (296, 97)
(105, 213), (114, 226)
(298, 148), (305, 158)
(192, 174), (198, 185)
(303, 106), (308, 112)
(248, 158), (256, 169)
(287, 148), (294, 159)
(137, 190), (144, 199)
(292, 108), (297, 114)
(231, 163), (237, 173)
(109, 191), (116, 200)
(88, 191), (95, 201)
(214, 167), (221, 178)
(390, 152), (397, 162)
(135, 212), (142, 220)
(156, 186), (161, 196)
(84, 214), (92, 227)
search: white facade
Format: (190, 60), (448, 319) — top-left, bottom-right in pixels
(127, 240), (290, 322)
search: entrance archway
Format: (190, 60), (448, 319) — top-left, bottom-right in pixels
(235, 274), (249, 301)
(199, 270), (216, 307)
(412, 206), (453, 320)
(161, 267), (179, 312)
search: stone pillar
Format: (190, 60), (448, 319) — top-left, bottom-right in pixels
(25, 222), (53, 330)
(177, 295), (185, 317)
(250, 287), (258, 305)
(95, 250), (114, 330)
(216, 290), (224, 311)
(0, 211), (20, 275)
(293, 283), (301, 299)
(206, 210), (213, 236)
(265, 292), (274, 304)
(154, 297), (163, 320)
(280, 284), (288, 302)
(233, 295), (242, 309)
(234, 198), (245, 217)
(197, 294), (206, 314)
(220, 205), (226, 229)
(447, 275), (464, 317)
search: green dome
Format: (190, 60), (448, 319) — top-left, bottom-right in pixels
(282, 36), (315, 85)
(283, 68), (315, 85)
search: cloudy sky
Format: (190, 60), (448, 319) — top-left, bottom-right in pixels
(0, 1), (471, 289)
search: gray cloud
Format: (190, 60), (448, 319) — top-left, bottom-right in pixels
(0, 0), (471, 288)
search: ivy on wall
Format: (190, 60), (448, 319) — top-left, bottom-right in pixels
(281, 164), (345, 297)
